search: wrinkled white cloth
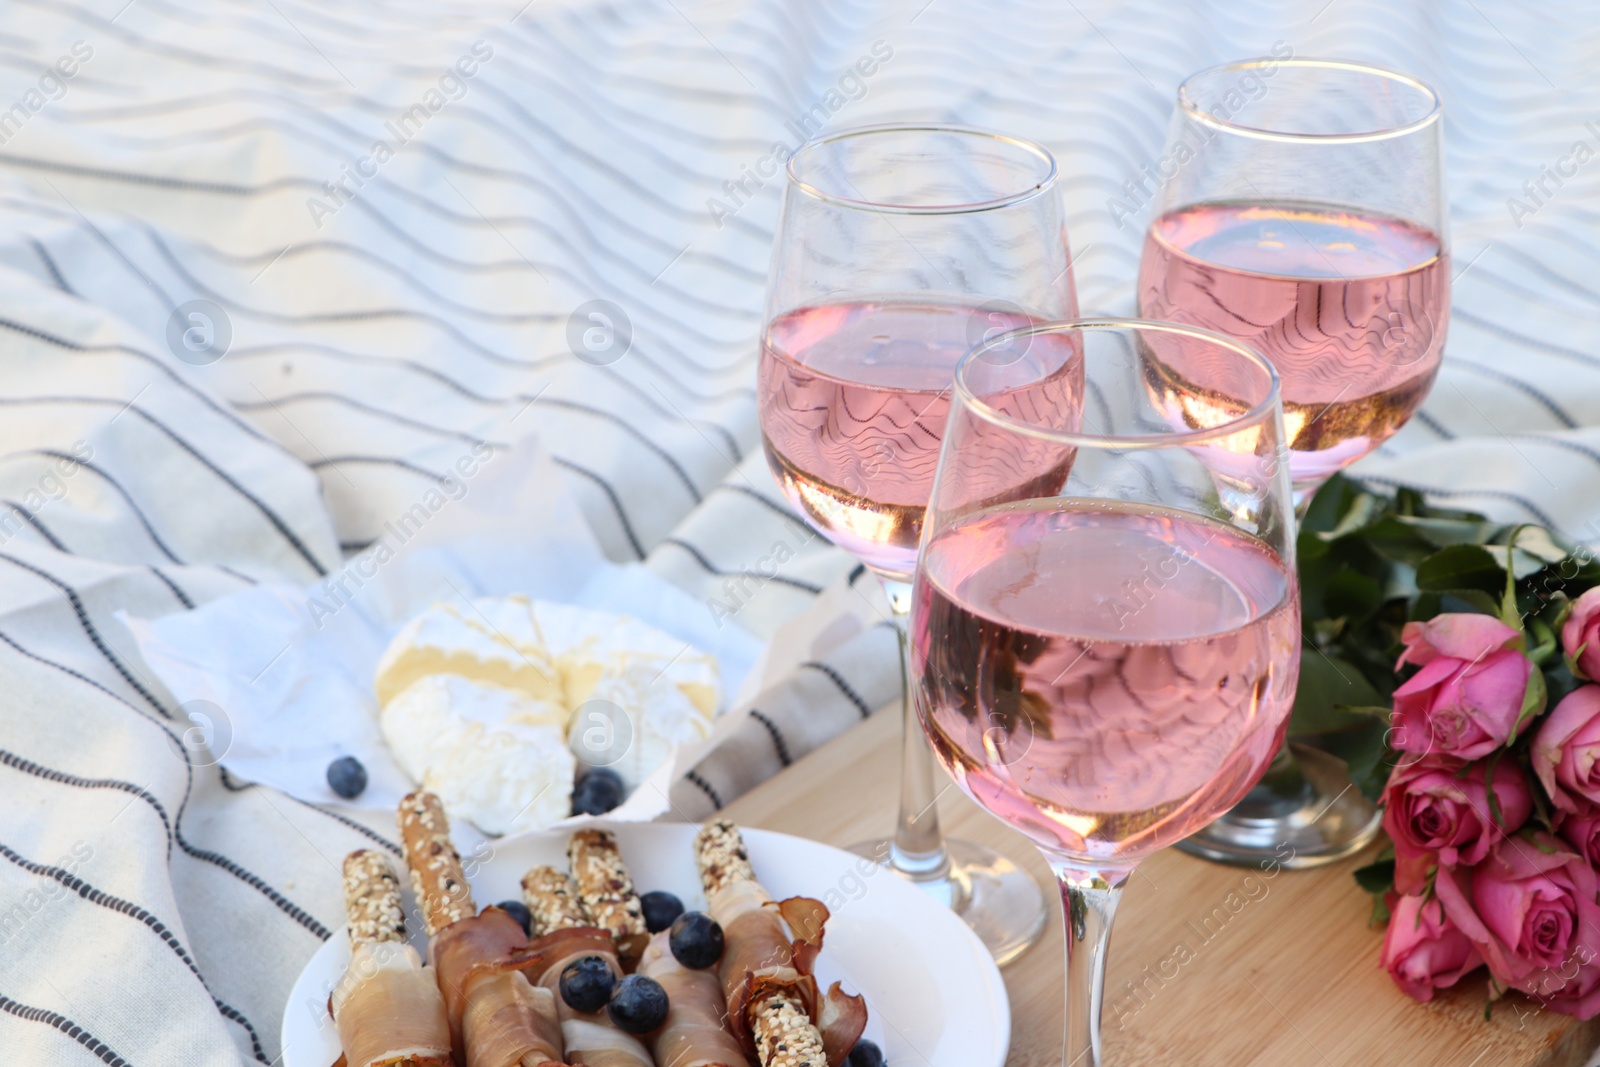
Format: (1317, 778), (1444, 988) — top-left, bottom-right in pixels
(0, 0), (1595, 1063)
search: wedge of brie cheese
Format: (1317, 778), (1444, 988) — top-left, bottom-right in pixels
(373, 596), (721, 834)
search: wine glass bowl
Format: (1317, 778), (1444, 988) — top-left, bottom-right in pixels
(911, 320), (1300, 1065)
(758, 124), (1081, 963)
(1137, 59), (1448, 499)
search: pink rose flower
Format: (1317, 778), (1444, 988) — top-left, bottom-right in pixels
(1391, 614), (1531, 760)
(1556, 800), (1600, 868)
(1383, 756), (1533, 893)
(1382, 892), (1483, 1002)
(1534, 686), (1600, 813)
(1562, 587), (1600, 680)
(1435, 833), (1600, 1018)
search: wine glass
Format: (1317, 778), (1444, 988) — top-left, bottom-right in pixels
(912, 319), (1299, 1066)
(1136, 58), (1447, 866)
(760, 124), (1080, 963)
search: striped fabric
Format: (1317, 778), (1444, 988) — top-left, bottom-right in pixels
(0, 0), (1593, 1062)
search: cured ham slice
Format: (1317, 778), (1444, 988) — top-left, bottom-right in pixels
(693, 821), (866, 1067)
(331, 850), (452, 1067)
(638, 929), (749, 1067)
(399, 791), (570, 1067)
(520, 866), (653, 1067)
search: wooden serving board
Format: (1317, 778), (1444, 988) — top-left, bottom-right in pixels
(721, 708), (1600, 1067)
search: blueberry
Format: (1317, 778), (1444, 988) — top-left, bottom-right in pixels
(606, 974), (669, 1034)
(326, 756), (367, 799)
(848, 1039), (885, 1067)
(495, 900), (532, 936)
(668, 911), (724, 970)
(571, 767), (626, 816)
(640, 890), (684, 934)
(559, 955), (616, 1013)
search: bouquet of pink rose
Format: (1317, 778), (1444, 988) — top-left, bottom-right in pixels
(1290, 477), (1600, 1019)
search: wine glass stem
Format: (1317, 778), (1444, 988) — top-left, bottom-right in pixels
(1054, 870), (1125, 1067)
(880, 578), (952, 881)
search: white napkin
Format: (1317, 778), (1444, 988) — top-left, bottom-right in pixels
(122, 436), (762, 850)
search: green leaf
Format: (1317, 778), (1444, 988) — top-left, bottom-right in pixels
(1507, 668), (1547, 745)
(1353, 856), (1396, 896)
(1317, 719), (1394, 802)
(1369, 893), (1391, 927)
(1415, 544), (1506, 598)
(1526, 617), (1558, 666)
(1325, 569), (1384, 624)
(1290, 652), (1385, 734)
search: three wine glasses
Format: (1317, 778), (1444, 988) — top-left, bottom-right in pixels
(757, 58), (1446, 1066)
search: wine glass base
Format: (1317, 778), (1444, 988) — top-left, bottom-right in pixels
(847, 837), (1047, 966)
(1175, 745), (1383, 868)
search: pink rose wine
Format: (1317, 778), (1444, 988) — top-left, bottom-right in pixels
(913, 499), (1298, 871)
(1138, 202), (1448, 486)
(760, 301), (1078, 578)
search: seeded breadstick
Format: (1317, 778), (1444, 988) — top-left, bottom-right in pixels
(398, 791), (475, 936)
(695, 819), (836, 1067)
(342, 850), (407, 946)
(520, 866), (589, 936)
(693, 817), (756, 895)
(752, 992), (828, 1067)
(567, 829), (648, 961)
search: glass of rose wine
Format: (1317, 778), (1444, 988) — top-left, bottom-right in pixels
(1136, 58), (1447, 866)
(913, 319), (1300, 1066)
(760, 124), (1081, 963)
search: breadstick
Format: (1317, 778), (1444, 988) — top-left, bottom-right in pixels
(398, 790), (475, 936)
(694, 819), (836, 1067)
(342, 850), (407, 947)
(520, 866), (590, 936)
(567, 829), (649, 962)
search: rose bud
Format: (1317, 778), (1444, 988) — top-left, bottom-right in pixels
(1390, 614), (1531, 761)
(1383, 757), (1533, 893)
(1534, 686), (1600, 813)
(1562, 587), (1600, 680)
(1381, 892), (1483, 1003)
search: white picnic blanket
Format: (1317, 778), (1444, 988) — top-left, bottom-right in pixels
(0, 0), (1596, 1063)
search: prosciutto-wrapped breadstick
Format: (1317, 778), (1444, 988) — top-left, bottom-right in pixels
(566, 830), (650, 965)
(399, 791), (567, 1067)
(637, 929), (749, 1067)
(331, 850), (453, 1067)
(521, 865), (652, 1067)
(694, 821), (866, 1067)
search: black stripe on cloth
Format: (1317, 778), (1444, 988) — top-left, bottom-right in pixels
(1449, 361), (1578, 429)
(0, 398), (329, 576)
(800, 661), (873, 718)
(714, 484), (812, 536)
(0, 315), (300, 467)
(684, 770), (723, 810)
(0, 628), (332, 938)
(847, 563), (867, 586)
(1453, 308), (1600, 370)
(0, 749), (173, 859)
(221, 768), (402, 857)
(0, 994), (132, 1067)
(1413, 410), (1455, 440)
(0, 842), (271, 1063)
(531, 397), (703, 503)
(146, 566), (195, 610)
(27, 237), (74, 295)
(1355, 476), (1561, 530)
(552, 457), (647, 560)
(655, 538), (824, 594)
(747, 709), (791, 767)
(0, 552), (169, 717)
(16, 451), (184, 563)
(1, 500), (66, 550)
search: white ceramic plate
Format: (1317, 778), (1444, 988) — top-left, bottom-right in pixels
(281, 822), (1010, 1067)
